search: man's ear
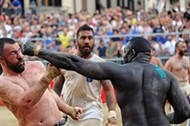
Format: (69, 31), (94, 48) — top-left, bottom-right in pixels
(0, 56), (3, 61)
(130, 49), (136, 58)
(0, 56), (4, 65)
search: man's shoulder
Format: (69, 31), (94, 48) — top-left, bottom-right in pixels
(25, 60), (45, 69)
(166, 55), (175, 62)
(0, 75), (12, 89)
(0, 75), (7, 83)
(91, 53), (105, 62)
(184, 56), (190, 60)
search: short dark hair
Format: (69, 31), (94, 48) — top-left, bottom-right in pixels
(174, 40), (186, 54)
(76, 24), (94, 38)
(0, 38), (16, 56)
(175, 40), (185, 49)
(128, 37), (151, 54)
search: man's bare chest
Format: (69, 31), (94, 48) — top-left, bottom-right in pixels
(172, 59), (189, 71)
(21, 70), (44, 87)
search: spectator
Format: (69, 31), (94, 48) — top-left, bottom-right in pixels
(106, 39), (117, 58)
(59, 27), (70, 48)
(164, 35), (176, 56)
(2, 0), (12, 16)
(0, 3), (189, 60)
(29, 0), (37, 15)
(12, 0), (22, 15)
(96, 39), (106, 57)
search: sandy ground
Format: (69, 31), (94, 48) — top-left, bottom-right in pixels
(0, 103), (187, 126)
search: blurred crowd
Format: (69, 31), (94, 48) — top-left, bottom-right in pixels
(0, 1), (190, 60)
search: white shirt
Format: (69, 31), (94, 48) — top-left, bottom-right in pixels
(61, 54), (105, 121)
(164, 40), (176, 55)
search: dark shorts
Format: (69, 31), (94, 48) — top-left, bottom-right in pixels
(54, 116), (68, 126)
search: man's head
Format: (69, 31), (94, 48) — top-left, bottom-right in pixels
(123, 37), (151, 63)
(0, 38), (25, 73)
(175, 40), (187, 56)
(76, 24), (95, 57)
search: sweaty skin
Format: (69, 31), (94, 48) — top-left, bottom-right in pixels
(165, 55), (190, 82)
(0, 41), (82, 126)
(23, 39), (190, 126)
(0, 61), (63, 126)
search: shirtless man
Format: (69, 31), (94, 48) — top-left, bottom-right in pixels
(0, 38), (82, 126)
(23, 37), (190, 126)
(165, 40), (190, 126)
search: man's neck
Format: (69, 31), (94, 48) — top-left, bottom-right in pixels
(77, 52), (93, 59)
(1, 65), (22, 77)
(175, 53), (184, 59)
(2, 71), (21, 77)
(132, 53), (150, 63)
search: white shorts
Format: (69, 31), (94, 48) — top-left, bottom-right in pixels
(179, 81), (190, 97)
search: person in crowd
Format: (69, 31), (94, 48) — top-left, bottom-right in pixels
(0, 37), (82, 126)
(23, 36), (190, 126)
(11, 0), (22, 15)
(96, 39), (106, 58)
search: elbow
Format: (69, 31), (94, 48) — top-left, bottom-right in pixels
(183, 106), (190, 119)
(187, 109), (190, 119)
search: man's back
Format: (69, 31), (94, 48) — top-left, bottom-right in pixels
(117, 63), (172, 126)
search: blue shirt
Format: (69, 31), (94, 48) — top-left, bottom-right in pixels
(12, 1), (21, 7)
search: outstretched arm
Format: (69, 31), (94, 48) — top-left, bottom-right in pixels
(53, 75), (64, 96)
(23, 42), (120, 80)
(167, 72), (190, 124)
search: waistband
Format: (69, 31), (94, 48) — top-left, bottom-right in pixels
(54, 116), (68, 126)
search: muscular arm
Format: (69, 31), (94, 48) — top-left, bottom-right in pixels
(23, 42), (121, 80)
(102, 80), (116, 111)
(53, 75), (64, 96)
(167, 72), (190, 123)
(50, 88), (82, 120)
(157, 58), (164, 69)
(164, 59), (172, 71)
(50, 88), (73, 114)
(102, 80), (117, 124)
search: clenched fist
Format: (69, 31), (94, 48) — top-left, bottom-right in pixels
(22, 41), (38, 56)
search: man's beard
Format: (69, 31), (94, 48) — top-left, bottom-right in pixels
(6, 60), (25, 73)
(78, 44), (94, 57)
(179, 50), (186, 56)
